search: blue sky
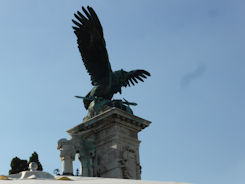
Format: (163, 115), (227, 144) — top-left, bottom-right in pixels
(0, 0), (244, 184)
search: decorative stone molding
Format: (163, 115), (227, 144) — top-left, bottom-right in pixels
(119, 146), (140, 179)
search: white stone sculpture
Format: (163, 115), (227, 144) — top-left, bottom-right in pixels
(8, 162), (54, 180)
(57, 138), (76, 175)
(29, 162), (38, 172)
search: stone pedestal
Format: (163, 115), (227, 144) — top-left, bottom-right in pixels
(67, 107), (151, 179)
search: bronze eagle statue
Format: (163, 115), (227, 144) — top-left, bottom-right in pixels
(72, 6), (150, 110)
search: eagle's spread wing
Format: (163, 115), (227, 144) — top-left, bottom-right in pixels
(122, 70), (151, 87)
(72, 6), (112, 86)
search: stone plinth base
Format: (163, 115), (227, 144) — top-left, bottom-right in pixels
(67, 107), (151, 179)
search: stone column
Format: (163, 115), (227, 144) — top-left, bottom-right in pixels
(57, 138), (76, 175)
(67, 107), (151, 179)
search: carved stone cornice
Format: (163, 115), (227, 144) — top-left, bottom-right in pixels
(67, 107), (151, 136)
